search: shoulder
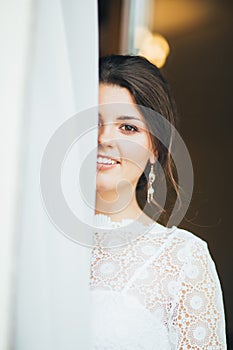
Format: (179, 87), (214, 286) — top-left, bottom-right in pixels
(149, 223), (213, 267)
(172, 226), (211, 261)
(171, 226), (209, 254)
(150, 222), (207, 248)
(166, 227), (222, 287)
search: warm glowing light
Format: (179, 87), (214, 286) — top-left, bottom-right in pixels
(134, 27), (170, 68)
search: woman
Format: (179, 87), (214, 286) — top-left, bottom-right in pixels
(90, 55), (226, 349)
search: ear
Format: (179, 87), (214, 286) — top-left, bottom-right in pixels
(149, 149), (158, 164)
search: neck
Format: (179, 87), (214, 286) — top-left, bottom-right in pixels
(95, 188), (153, 225)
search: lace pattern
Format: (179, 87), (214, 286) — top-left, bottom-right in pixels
(90, 215), (226, 349)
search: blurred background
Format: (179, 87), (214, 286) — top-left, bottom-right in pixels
(98, 0), (233, 347)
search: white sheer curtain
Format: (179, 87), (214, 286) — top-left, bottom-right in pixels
(0, 0), (98, 349)
(0, 1), (33, 349)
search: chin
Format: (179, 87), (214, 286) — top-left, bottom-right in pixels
(96, 180), (117, 193)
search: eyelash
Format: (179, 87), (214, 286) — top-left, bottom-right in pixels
(120, 124), (139, 133)
(98, 121), (139, 134)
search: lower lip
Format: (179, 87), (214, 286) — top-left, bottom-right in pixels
(97, 162), (119, 171)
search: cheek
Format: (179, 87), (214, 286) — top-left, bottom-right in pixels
(120, 139), (150, 171)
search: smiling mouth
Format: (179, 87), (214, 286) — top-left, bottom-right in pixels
(97, 156), (120, 165)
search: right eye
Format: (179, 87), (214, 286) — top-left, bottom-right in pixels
(120, 124), (139, 133)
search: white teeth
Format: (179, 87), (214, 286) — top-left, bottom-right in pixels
(97, 157), (117, 165)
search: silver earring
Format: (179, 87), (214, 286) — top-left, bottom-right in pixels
(147, 163), (156, 203)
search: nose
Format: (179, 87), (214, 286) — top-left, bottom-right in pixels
(98, 122), (116, 147)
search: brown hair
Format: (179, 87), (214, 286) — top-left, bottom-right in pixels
(99, 55), (180, 225)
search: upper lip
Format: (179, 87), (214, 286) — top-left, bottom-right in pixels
(97, 154), (120, 163)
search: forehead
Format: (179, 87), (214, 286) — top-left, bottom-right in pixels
(99, 83), (134, 104)
(99, 84), (144, 122)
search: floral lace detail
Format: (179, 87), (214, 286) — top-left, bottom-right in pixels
(92, 214), (159, 249)
(93, 213), (135, 228)
(90, 216), (227, 349)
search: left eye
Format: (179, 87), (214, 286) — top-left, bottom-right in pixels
(120, 124), (139, 133)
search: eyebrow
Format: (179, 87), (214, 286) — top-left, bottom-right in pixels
(98, 113), (142, 122)
(116, 116), (142, 121)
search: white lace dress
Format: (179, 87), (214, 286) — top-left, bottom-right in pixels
(90, 215), (227, 349)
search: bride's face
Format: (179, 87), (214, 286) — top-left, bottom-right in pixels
(97, 83), (155, 193)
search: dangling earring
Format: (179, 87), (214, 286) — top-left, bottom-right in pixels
(147, 163), (156, 203)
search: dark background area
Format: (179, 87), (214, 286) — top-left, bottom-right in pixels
(98, 0), (233, 347)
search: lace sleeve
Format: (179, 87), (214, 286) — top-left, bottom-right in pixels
(169, 239), (227, 349)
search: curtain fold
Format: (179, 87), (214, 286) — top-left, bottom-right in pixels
(12, 1), (98, 349)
